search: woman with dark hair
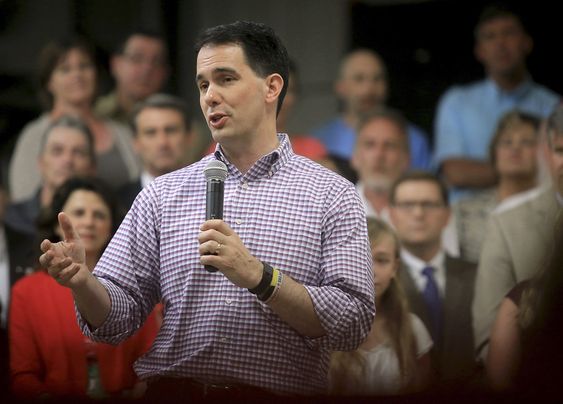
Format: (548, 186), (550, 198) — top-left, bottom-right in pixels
(9, 177), (158, 399)
(329, 218), (432, 395)
(9, 37), (139, 202)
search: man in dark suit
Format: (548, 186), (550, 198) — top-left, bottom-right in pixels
(389, 171), (477, 388)
(118, 93), (193, 209)
(0, 183), (34, 392)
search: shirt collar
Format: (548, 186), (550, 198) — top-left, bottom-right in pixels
(401, 247), (445, 273)
(213, 133), (293, 181)
(486, 76), (534, 101)
(140, 171), (156, 189)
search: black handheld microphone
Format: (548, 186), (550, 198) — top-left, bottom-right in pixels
(203, 160), (228, 272)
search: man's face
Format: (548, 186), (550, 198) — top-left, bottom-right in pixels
(336, 51), (387, 115)
(112, 35), (168, 101)
(389, 180), (450, 249)
(474, 16), (532, 77)
(196, 44), (276, 145)
(548, 135), (563, 195)
(352, 118), (409, 190)
(38, 127), (94, 191)
(134, 107), (191, 177)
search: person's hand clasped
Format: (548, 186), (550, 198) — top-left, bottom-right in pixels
(198, 219), (262, 288)
(39, 212), (88, 288)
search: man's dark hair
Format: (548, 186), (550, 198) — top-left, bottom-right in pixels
(194, 20), (289, 116)
(389, 171), (450, 207)
(114, 29), (168, 56)
(474, 2), (526, 39)
(130, 93), (192, 134)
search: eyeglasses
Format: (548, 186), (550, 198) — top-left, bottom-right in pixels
(392, 200), (446, 212)
(123, 53), (166, 68)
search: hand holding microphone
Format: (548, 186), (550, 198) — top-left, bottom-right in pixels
(199, 160), (263, 288)
(202, 160), (228, 272)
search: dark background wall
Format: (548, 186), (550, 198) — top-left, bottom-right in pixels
(351, 0), (562, 146)
(0, 0), (559, 177)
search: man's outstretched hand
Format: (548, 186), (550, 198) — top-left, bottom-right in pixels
(39, 212), (89, 288)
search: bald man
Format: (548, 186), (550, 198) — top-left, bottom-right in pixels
(312, 49), (431, 182)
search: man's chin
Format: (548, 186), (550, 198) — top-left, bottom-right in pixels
(364, 177), (392, 193)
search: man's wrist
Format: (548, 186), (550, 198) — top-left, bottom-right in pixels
(248, 262), (273, 295)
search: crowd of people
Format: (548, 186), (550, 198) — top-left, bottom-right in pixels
(0, 2), (562, 401)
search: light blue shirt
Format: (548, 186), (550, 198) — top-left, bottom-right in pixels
(312, 117), (432, 170)
(434, 78), (560, 201)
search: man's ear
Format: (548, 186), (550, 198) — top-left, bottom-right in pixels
(264, 73), (284, 107)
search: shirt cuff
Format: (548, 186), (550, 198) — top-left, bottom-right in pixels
(302, 284), (374, 351)
(77, 278), (136, 344)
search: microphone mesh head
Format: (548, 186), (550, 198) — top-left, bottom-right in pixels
(203, 160), (228, 182)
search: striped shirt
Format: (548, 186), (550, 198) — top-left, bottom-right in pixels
(79, 134), (375, 395)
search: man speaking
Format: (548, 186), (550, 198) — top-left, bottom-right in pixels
(40, 21), (374, 398)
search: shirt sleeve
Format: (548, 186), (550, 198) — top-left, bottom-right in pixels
(472, 213), (515, 361)
(78, 182), (162, 344)
(433, 87), (467, 168)
(303, 183), (375, 351)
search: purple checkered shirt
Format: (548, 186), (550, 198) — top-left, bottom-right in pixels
(79, 134), (374, 395)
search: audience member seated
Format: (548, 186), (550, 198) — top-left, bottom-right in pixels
(118, 93), (193, 209)
(352, 109), (459, 256)
(486, 214), (563, 396)
(5, 116), (96, 236)
(312, 48), (431, 181)
(9, 37), (140, 201)
(329, 218), (432, 395)
(433, 3), (560, 202)
(9, 177), (160, 399)
(473, 104), (563, 363)
(389, 172), (477, 389)
(95, 30), (169, 125)
(454, 110), (542, 263)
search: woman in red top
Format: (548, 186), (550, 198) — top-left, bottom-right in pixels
(9, 177), (160, 399)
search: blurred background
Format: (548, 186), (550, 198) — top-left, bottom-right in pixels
(0, 0), (560, 166)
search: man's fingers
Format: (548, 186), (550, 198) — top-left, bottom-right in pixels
(40, 239), (52, 253)
(58, 212), (79, 242)
(56, 263), (82, 284)
(200, 219), (233, 236)
(46, 256), (73, 277)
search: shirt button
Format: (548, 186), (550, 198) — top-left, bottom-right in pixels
(220, 337), (229, 343)
(268, 170), (273, 177)
(225, 298), (232, 305)
(242, 182), (248, 189)
(235, 219), (242, 225)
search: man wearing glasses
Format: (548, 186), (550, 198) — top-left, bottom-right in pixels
(389, 171), (477, 389)
(96, 31), (169, 124)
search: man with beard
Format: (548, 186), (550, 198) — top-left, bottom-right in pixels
(352, 108), (459, 256)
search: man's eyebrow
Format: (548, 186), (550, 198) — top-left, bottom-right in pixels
(196, 67), (239, 82)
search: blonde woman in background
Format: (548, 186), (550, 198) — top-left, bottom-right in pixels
(329, 218), (433, 395)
